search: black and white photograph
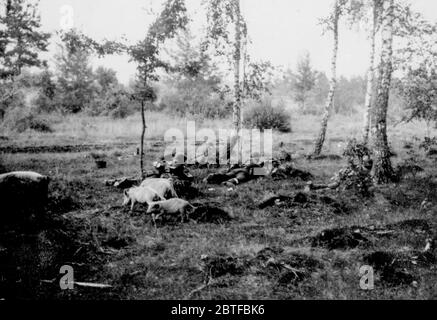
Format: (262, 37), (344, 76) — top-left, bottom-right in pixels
(0, 0), (437, 302)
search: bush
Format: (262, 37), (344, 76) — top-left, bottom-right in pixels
(3, 107), (53, 133)
(243, 98), (292, 133)
(32, 70), (59, 113)
(32, 93), (59, 114)
(109, 103), (131, 119)
(0, 83), (26, 113)
(159, 81), (232, 119)
(86, 87), (135, 119)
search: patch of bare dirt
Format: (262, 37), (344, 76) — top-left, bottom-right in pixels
(311, 227), (370, 250)
(190, 205), (234, 224)
(363, 251), (420, 286)
(258, 192), (350, 215)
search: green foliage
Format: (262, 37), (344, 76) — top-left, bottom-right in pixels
(292, 52), (317, 109)
(0, 0), (50, 78)
(38, 70), (56, 99)
(55, 40), (96, 113)
(333, 76), (366, 115)
(204, 0), (247, 56)
(56, 1), (189, 106)
(0, 78), (25, 113)
(311, 73), (330, 110)
(338, 139), (374, 197)
(3, 106), (53, 133)
(393, 3), (436, 68)
(160, 28), (230, 119)
(130, 0), (188, 102)
(130, 81), (157, 104)
(87, 67), (134, 118)
(395, 148), (424, 180)
(337, 166), (374, 197)
(159, 82), (231, 119)
(275, 68), (366, 116)
(15, 69), (41, 88)
(86, 86), (135, 119)
(32, 69), (57, 113)
(243, 97), (291, 133)
(274, 67), (325, 115)
(58, 29), (125, 57)
(318, 0), (349, 34)
(243, 61), (274, 101)
(167, 29), (220, 82)
(343, 138), (371, 168)
(94, 66), (119, 92)
(419, 136), (437, 153)
(148, 0), (188, 42)
(398, 64), (437, 128)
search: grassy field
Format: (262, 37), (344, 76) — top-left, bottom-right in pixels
(1, 112), (437, 300)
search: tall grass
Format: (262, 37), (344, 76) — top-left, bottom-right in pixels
(2, 109), (436, 153)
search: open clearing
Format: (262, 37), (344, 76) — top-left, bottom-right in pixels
(1, 114), (437, 300)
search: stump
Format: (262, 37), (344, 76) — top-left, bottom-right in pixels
(0, 171), (50, 225)
(96, 160), (107, 169)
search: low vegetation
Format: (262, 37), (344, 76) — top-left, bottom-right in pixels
(243, 98), (292, 133)
(1, 115), (436, 300)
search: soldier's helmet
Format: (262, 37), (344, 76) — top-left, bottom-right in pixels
(169, 153), (186, 168)
(362, 155), (373, 171)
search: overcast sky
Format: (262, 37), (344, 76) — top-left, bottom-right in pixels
(38, 0), (437, 84)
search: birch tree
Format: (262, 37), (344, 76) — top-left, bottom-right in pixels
(370, 0), (396, 184)
(362, 0), (383, 145)
(313, 0), (345, 156)
(204, 0), (247, 163)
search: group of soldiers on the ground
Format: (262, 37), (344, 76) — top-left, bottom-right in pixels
(107, 139), (378, 198)
(306, 140), (375, 196)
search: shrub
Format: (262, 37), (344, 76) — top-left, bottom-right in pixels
(32, 93), (59, 114)
(419, 136), (437, 152)
(243, 98), (292, 133)
(32, 70), (59, 113)
(47, 179), (80, 215)
(159, 81), (232, 119)
(86, 87), (135, 119)
(3, 107), (53, 133)
(398, 65), (437, 129)
(107, 91), (135, 119)
(109, 103), (131, 119)
(0, 83), (26, 113)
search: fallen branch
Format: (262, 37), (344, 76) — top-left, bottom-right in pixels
(185, 278), (215, 300)
(74, 282), (112, 289)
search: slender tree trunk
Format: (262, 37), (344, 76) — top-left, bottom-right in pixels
(6, 0), (11, 15)
(140, 100), (146, 180)
(371, 0), (396, 184)
(233, 0), (242, 164)
(2, 0), (12, 73)
(362, 1), (378, 145)
(313, 0), (340, 156)
(16, 34), (22, 76)
(241, 35), (248, 100)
